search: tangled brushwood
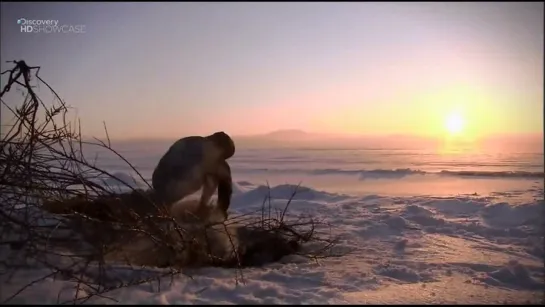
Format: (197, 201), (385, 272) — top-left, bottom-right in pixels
(0, 61), (340, 304)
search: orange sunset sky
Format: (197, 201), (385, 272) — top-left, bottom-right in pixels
(1, 2), (543, 144)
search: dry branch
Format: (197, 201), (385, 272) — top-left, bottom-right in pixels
(0, 60), (340, 304)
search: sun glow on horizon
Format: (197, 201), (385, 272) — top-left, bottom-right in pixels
(445, 112), (465, 136)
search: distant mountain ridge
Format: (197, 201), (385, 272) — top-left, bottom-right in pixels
(232, 129), (441, 149)
(232, 130), (543, 151)
(106, 130), (543, 152)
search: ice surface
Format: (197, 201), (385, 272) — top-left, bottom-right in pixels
(2, 145), (543, 304)
(1, 182), (543, 304)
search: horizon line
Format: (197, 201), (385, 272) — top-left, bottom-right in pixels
(82, 130), (545, 143)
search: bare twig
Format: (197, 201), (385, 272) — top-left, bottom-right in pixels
(0, 60), (342, 305)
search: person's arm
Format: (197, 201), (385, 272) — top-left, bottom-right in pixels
(216, 160), (232, 216)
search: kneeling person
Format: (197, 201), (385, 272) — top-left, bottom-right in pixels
(152, 131), (235, 220)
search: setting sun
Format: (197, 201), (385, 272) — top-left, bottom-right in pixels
(445, 112), (465, 135)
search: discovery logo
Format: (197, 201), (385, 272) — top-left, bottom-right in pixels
(17, 18), (86, 34)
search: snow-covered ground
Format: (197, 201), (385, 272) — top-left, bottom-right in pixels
(1, 179), (543, 304)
